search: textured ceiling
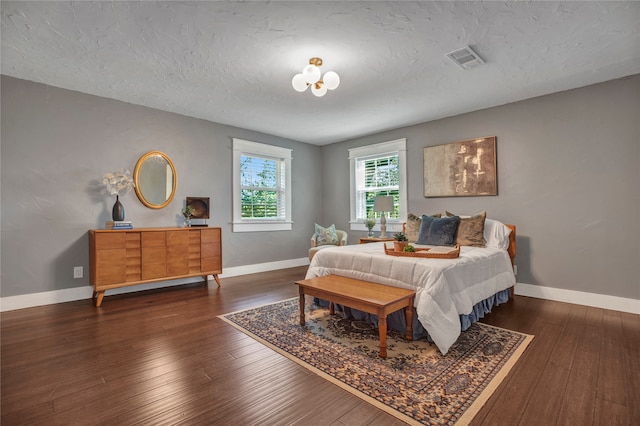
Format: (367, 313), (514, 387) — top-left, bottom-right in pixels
(2, 1), (639, 145)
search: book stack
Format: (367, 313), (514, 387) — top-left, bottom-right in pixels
(105, 221), (133, 230)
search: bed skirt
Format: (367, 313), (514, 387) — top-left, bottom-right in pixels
(314, 288), (510, 342)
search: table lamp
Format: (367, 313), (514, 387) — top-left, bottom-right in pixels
(373, 196), (394, 238)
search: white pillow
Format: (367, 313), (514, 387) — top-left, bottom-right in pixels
(483, 219), (511, 249)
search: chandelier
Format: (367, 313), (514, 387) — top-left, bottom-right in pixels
(291, 57), (340, 97)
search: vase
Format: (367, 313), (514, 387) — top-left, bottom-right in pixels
(112, 195), (125, 221)
(183, 216), (192, 228)
(367, 228), (374, 237)
(393, 241), (408, 251)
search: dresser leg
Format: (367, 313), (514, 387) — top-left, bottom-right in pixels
(93, 291), (105, 307)
(204, 274), (221, 287)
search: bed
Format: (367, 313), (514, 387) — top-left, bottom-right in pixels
(305, 216), (516, 355)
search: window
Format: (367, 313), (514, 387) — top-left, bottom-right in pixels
(349, 139), (407, 232)
(232, 139), (292, 232)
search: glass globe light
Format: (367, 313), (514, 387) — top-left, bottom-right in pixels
(292, 73), (308, 92)
(311, 83), (328, 97)
(302, 65), (321, 84)
(323, 71), (340, 90)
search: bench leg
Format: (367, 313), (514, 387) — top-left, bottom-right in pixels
(378, 316), (388, 359)
(298, 287), (306, 326)
(405, 298), (414, 341)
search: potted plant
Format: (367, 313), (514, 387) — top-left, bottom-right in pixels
(393, 232), (408, 251)
(182, 205), (194, 227)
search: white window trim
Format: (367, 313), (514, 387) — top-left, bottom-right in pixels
(232, 138), (292, 232)
(348, 138), (407, 233)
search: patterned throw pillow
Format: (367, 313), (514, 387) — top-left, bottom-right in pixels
(417, 215), (460, 246)
(445, 211), (487, 247)
(314, 223), (339, 246)
(406, 212), (441, 243)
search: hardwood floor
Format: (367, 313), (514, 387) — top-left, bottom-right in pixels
(1, 267), (638, 425)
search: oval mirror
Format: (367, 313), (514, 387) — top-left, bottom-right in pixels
(133, 151), (177, 209)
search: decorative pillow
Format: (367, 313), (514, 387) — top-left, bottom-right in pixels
(314, 223), (338, 246)
(406, 212), (441, 243)
(416, 215), (460, 246)
(445, 210), (486, 247)
(483, 218), (512, 249)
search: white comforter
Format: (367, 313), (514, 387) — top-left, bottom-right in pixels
(305, 242), (516, 355)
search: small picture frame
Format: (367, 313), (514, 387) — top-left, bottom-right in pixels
(186, 197), (210, 219)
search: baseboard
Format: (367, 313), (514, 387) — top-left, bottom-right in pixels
(2, 263), (637, 315)
(0, 257), (310, 312)
(515, 283), (639, 315)
(220, 257), (309, 278)
(0, 286), (96, 313)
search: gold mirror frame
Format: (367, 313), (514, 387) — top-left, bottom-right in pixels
(133, 151), (178, 209)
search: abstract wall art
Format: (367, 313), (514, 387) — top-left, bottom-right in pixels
(423, 136), (497, 197)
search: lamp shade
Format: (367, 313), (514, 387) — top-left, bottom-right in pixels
(311, 83), (328, 97)
(292, 73), (308, 92)
(302, 65), (321, 84)
(373, 196), (394, 212)
(323, 71), (340, 90)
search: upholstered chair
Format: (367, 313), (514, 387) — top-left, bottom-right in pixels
(309, 229), (348, 261)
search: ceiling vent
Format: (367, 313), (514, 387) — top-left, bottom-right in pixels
(446, 46), (485, 70)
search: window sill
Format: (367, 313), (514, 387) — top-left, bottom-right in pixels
(232, 221), (293, 232)
(349, 221), (403, 233)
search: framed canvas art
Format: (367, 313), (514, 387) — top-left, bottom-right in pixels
(423, 136), (497, 197)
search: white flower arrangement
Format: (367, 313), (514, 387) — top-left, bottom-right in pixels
(103, 169), (135, 196)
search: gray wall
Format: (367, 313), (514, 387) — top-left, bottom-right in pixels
(1, 75), (323, 297)
(2, 75), (639, 301)
(321, 75), (640, 300)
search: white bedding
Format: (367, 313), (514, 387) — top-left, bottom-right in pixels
(305, 242), (516, 355)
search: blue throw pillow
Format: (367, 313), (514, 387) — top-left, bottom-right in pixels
(417, 215), (461, 246)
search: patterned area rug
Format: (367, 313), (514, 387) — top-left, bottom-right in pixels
(219, 298), (533, 426)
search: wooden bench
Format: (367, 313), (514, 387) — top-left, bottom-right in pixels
(295, 274), (416, 359)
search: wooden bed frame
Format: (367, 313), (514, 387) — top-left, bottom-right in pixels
(506, 224), (517, 296)
(506, 224), (517, 266)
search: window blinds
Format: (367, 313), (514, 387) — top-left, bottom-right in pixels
(355, 153), (399, 220)
(240, 155), (285, 219)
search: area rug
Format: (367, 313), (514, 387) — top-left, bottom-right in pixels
(219, 298), (533, 426)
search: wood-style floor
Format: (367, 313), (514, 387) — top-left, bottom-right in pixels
(1, 266), (638, 425)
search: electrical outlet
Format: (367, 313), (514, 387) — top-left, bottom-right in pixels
(513, 265), (518, 275)
(74, 266), (83, 279)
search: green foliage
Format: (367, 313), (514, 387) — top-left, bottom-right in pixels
(364, 191), (400, 219)
(361, 154), (400, 220)
(403, 244), (416, 252)
(182, 205), (194, 217)
(394, 232), (408, 241)
(240, 155), (281, 219)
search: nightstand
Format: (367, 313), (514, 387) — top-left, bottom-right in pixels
(359, 237), (395, 244)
